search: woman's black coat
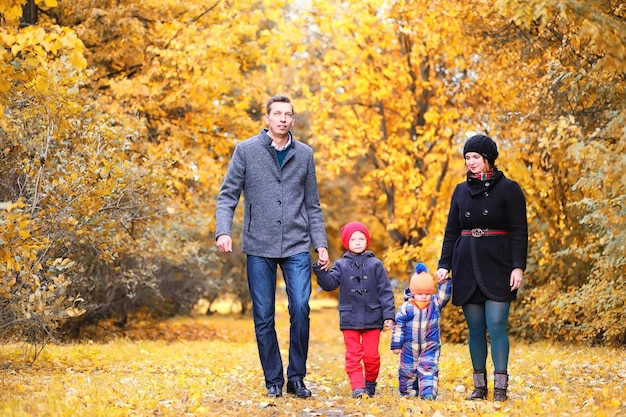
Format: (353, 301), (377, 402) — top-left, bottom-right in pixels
(438, 170), (528, 306)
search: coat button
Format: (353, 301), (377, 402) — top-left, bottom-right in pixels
(465, 211), (471, 217)
(485, 182), (490, 186)
(484, 192), (489, 196)
(483, 209), (489, 215)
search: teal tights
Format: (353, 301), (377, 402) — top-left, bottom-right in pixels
(462, 300), (510, 372)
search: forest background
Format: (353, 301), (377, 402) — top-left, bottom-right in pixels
(0, 0), (625, 354)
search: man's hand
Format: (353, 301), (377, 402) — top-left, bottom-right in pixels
(383, 319), (394, 331)
(216, 234), (232, 253)
(317, 247), (330, 270)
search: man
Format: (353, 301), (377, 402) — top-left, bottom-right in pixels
(215, 94), (330, 398)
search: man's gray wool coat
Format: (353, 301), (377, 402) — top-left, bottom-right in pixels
(215, 128), (327, 258)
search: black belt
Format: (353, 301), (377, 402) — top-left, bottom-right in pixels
(461, 228), (509, 238)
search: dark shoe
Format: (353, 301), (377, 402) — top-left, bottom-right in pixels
(466, 370), (488, 400)
(267, 385), (282, 398)
(365, 380), (377, 397)
(352, 388), (368, 398)
(286, 379), (311, 398)
(494, 371), (508, 401)
(494, 388), (507, 402)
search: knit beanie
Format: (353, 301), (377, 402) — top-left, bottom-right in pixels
(409, 262), (435, 295)
(341, 222), (370, 250)
(463, 134), (499, 165)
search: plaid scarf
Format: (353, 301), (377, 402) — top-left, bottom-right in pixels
(469, 171), (494, 181)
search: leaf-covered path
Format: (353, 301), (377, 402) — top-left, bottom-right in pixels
(1, 301), (625, 416)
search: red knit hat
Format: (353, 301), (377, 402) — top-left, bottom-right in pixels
(410, 262), (435, 295)
(341, 222), (370, 250)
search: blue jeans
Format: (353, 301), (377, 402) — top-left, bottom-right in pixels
(247, 252), (312, 388)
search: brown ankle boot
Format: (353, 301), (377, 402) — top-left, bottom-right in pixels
(466, 370), (488, 400)
(494, 371), (508, 401)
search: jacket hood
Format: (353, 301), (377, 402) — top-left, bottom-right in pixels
(402, 287), (416, 301)
(342, 250), (376, 261)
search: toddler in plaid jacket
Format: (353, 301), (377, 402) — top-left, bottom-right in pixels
(391, 262), (451, 399)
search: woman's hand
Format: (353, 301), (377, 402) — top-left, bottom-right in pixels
(510, 268), (523, 290)
(435, 268), (449, 283)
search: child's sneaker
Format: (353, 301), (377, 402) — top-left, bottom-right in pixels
(365, 381), (377, 397)
(421, 389), (436, 400)
(352, 388), (368, 398)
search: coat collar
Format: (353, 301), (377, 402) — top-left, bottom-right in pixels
(260, 128), (294, 149)
(465, 169), (504, 196)
(342, 250), (375, 261)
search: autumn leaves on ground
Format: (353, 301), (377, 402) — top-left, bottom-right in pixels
(1, 300), (624, 417)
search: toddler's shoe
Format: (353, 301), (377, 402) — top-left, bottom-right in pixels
(352, 388), (368, 398)
(421, 389), (436, 400)
(365, 380), (377, 397)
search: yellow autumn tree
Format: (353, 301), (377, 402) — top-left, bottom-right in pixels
(0, 0), (174, 347)
(485, 0), (626, 344)
(2, 0), (309, 343)
(3, 0), (624, 348)
(52, 0), (309, 314)
(271, 0), (625, 344)
(279, 0), (508, 277)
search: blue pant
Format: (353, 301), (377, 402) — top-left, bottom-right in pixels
(247, 252), (312, 388)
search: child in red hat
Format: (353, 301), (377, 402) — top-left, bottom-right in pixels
(391, 262), (452, 400)
(312, 221), (396, 398)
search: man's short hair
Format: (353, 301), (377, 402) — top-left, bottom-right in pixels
(266, 94), (293, 114)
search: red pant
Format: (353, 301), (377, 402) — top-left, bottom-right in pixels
(342, 329), (382, 390)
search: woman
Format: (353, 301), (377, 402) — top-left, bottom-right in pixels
(435, 134), (528, 402)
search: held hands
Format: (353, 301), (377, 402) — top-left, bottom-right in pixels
(392, 349), (401, 355)
(510, 268), (523, 291)
(317, 247), (330, 270)
(216, 235), (232, 253)
(383, 319), (394, 331)
(435, 268), (449, 283)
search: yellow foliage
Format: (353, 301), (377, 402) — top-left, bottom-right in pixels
(1, 0), (624, 349)
(0, 308), (625, 416)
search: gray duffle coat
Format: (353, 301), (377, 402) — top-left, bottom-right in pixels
(313, 250), (396, 330)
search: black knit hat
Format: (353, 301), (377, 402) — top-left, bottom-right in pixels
(463, 134), (498, 165)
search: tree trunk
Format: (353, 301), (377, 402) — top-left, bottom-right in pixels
(20, 0), (38, 27)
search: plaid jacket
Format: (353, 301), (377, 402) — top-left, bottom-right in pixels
(390, 279), (452, 352)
